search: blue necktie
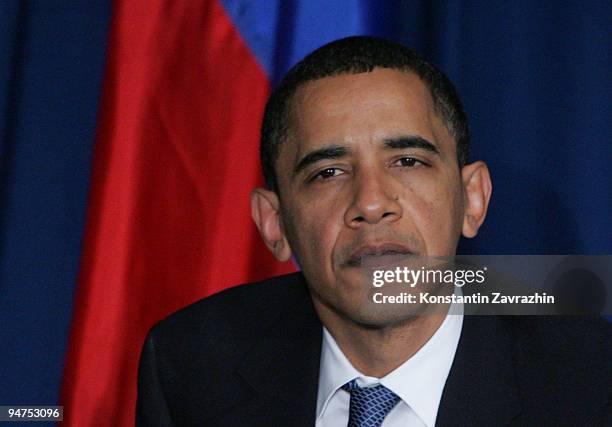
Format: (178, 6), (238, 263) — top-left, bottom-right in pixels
(342, 379), (401, 427)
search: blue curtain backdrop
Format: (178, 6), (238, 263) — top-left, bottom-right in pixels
(0, 0), (111, 412)
(1, 0), (610, 414)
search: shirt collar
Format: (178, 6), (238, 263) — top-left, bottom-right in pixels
(316, 301), (463, 427)
(317, 327), (361, 420)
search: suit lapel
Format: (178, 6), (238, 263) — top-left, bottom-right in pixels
(226, 280), (524, 426)
(234, 281), (322, 427)
(436, 315), (522, 426)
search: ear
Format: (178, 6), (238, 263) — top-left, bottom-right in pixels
(461, 161), (492, 238)
(250, 188), (293, 261)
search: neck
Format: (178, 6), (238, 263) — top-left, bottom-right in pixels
(313, 299), (448, 378)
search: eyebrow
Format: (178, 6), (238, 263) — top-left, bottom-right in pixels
(294, 145), (350, 175)
(293, 135), (439, 176)
(383, 136), (440, 154)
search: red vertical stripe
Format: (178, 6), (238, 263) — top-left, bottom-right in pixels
(61, 0), (294, 424)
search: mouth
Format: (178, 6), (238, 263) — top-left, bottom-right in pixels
(343, 242), (415, 268)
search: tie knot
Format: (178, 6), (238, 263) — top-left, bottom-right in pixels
(342, 379), (401, 427)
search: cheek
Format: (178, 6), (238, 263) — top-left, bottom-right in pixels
(283, 201), (339, 266)
(402, 179), (463, 253)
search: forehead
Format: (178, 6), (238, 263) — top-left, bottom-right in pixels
(294, 68), (433, 110)
(286, 68), (444, 149)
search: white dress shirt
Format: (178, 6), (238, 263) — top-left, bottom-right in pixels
(316, 302), (463, 427)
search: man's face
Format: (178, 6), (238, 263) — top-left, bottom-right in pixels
(267, 68), (481, 325)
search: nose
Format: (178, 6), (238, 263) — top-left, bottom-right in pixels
(344, 167), (403, 228)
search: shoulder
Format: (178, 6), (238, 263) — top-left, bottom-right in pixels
(137, 272), (312, 423)
(139, 272), (310, 405)
(507, 316), (612, 366)
(148, 271), (309, 346)
(507, 316), (612, 418)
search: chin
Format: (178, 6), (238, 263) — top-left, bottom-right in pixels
(351, 313), (421, 330)
(341, 303), (426, 329)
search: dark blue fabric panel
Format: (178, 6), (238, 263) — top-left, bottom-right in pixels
(402, 1), (612, 255)
(0, 1), (21, 162)
(0, 0), (111, 410)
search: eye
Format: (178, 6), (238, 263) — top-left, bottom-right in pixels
(314, 167), (342, 180)
(393, 156), (427, 168)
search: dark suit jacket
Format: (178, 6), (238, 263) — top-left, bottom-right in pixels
(137, 272), (612, 426)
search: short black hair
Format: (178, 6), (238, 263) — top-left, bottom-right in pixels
(260, 36), (470, 191)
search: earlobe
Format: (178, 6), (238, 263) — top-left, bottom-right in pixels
(461, 161), (492, 238)
(250, 188), (293, 261)
(272, 239), (292, 262)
